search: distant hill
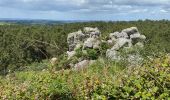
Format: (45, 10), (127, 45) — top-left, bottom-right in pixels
(0, 18), (88, 25)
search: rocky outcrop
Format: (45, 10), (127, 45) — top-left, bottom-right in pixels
(83, 37), (101, 49)
(74, 60), (96, 70)
(67, 27), (101, 52)
(106, 27), (146, 61)
(74, 60), (90, 70)
(66, 27), (101, 69)
(66, 27), (146, 69)
(84, 27), (101, 38)
(67, 30), (85, 51)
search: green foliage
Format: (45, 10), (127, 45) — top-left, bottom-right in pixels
(86, 49), (100, 60)
(0, 20), (170, 99)
(0, 55), (170, 99)
(0, 58), (125, 99)
(100, 42), (110, 56)
(0, 71), (73, 99)
(57, 54), (72, 70)
(89, 55), (170, 99)
(74, 47), (87, 59)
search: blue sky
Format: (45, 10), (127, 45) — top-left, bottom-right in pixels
(0, 0), (170, 20)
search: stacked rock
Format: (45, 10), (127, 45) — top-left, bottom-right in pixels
(67, 27), (101, 59)
(66, 27), (101, 69)
(66, 27), (146, 69)
(106, 27), (146, 60)
(67, 30), (85, 51)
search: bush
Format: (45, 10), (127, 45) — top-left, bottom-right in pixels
(100, 42), (110, 56)
(90, 55), (170, 99)
(86, 49), (100, 60)
(0, 54), (169, 99)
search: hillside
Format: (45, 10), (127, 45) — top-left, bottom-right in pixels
(0, 19), (83, 25)
(0, 20), (170, 99)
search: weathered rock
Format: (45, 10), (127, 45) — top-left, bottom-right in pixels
(84, 27), (99, 33)
(110, 31), (128, 39)
(122, 27), (139, 35)
(130, 33), (141, 39)
(91, 31), (100, 38)
(83, 37), (101, 49)
(111, 38), (132, 51)
(130, 34), (146, 40)
(83, 38), (94, 48)
(93, 40), (101, 49)
(106, 49), (120, 60)
(67, 30), (85, 51)
(107, 40), (114, 46)
(106, 27), (146, 62)
(74, 60), (90, 70)
(67, 51), (76, 59)
(109, 32), (119, 39)
(140, 35), (146, 40)
(73, 60), (96, 70)
(84, 27), (101, 38)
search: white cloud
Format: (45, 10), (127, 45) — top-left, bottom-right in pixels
(0, 0), (170, 20)
(0, 0), (170, 13)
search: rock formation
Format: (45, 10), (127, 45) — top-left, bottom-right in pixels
(66, 27), (101, 69)
(66, 27), (146, 69)
(106, 27), (146, 61)
(67, 30), (85, 51)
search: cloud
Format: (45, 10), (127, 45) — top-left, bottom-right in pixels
(0, 0), (169, 12)
(0, 0), (170, 20)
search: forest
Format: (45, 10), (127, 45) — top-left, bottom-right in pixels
(0, 20), (170, 99)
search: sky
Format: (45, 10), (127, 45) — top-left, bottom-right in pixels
(0, 0), (170, 21)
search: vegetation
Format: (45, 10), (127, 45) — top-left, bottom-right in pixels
(0, 20), (170, 99)
(0, 55), (169, 99)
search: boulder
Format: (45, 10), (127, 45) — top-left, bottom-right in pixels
(84, 27), (101, 38)
(74, 60), (90, 70)
(107, 40), (114, 46)
(83, 38), (94, 48)
(110, 31), (128, 39)
(84, 27), (99, 33)
(130, 34), (146, 40)
(93, 40), (101, 49)
(83, 37), (101, 49)
(67, 51), (76, 59)
(67, 30), (85, 51)
(130, 33), (141, 39)
(106, 27), (146, 62)
(140, 35), (146, 40)
(91, 31), (100, 38)
(111, 38), (132, 51)
(122, 27), (139, 35)
(106, 49), (120, 60)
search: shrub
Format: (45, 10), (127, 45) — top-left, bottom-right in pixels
(75, 47), (88, 59)
(90, 55), (170, 99)
(100, 42), (110, 56)
(86, 49), (100, 60)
